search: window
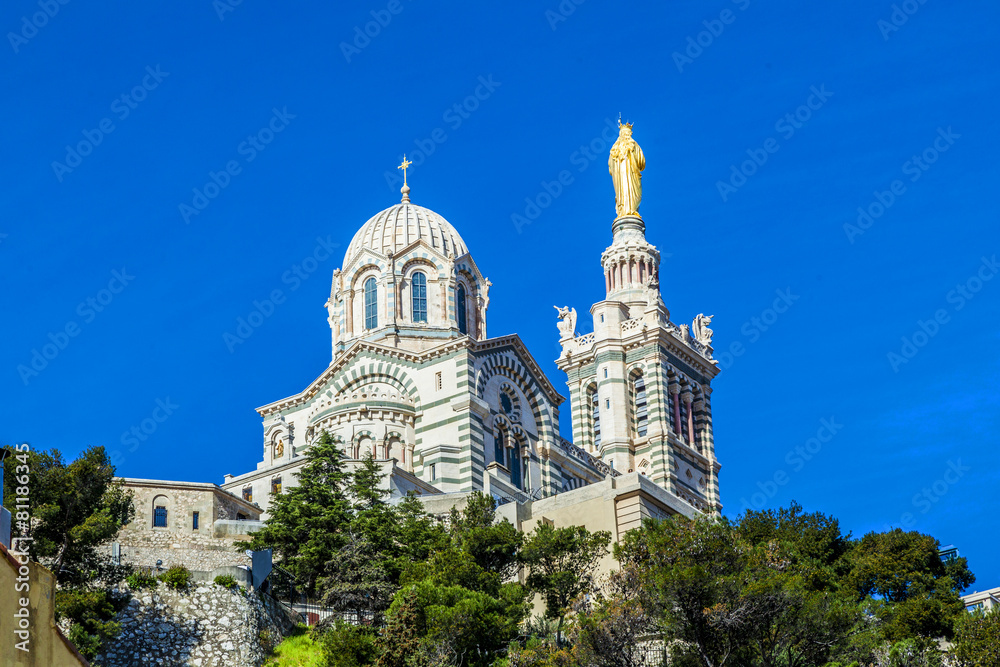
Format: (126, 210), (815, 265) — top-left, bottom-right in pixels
(510, 443), (521, 490)
(242, 486), (253, 503)
(153, 506), (167, 528)
(429, 463), (437, 481)
(500, 392), (513, 415)
(603, 368), (608, 378)
(237, 512), (247, 521)
(435, 371), (442, 391)
(364, 277), (378, 329)
(192, 511), (199, 530)
(632, 373), (648, 438)
(412, 272), (427, 322)
(590, 387), (601, 449)
(495, 429), (506, 467)
(271, 476), (282, 495)
(457, 285), (467, 334)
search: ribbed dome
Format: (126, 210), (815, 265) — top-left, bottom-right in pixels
(344, 202), (468, 266)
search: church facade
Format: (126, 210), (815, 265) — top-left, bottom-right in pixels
(219, 123), (722, 526)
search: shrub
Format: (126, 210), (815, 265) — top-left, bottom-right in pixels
(126, 570), (158, 589)
(215, 574), (239, 590)
(158, 565), (192, 590)
(316, 619), (379, 667)
(56, 588), (126, 660)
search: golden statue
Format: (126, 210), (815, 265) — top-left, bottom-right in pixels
(275, 439), (284, 457)
(609, 120), (645, 218)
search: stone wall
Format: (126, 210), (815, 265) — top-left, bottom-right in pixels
(94, 581), (297, 667)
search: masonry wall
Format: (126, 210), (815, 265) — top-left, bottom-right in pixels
(114, 484), (258, 571)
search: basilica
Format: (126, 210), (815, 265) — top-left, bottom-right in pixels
(116, 123), (722, 572)
(219, 122), (721, 525)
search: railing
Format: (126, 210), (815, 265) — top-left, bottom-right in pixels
(572, 332), (595, 347)
(559, 438), (620, 478)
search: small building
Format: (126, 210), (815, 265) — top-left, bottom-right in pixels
(962, 586), (1000, 614)
(113, 478), (263, 572)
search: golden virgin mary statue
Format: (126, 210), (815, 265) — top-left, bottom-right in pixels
(608, 121), (645, 218)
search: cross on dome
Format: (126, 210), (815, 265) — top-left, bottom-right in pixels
(397, 155), (412, 203)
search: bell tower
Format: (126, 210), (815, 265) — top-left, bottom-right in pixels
(555, 121), (723, 514)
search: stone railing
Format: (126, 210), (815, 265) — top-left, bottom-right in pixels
(559, 438), (620, 478)
(620, 317), (644, 334)
(572, 332), (595, 347)
(674, 485), (708, 512)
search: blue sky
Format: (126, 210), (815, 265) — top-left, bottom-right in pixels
(3, 1), (998, 584)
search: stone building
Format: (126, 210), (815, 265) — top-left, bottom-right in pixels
(123, 122), (723, 572)
(219, 122), (721, 525)
(113, 478), (262, 571)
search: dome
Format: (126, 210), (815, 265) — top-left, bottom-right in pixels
(344, 202), (469, 266)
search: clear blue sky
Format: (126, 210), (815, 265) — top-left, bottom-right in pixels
(3, 1), (998, 585)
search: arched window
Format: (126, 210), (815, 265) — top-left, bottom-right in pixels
(590, 386), (601, 449)
(631, 372), (648, 438)
(412, 272), (427, 323)
(364, 277), (378, 329)
(457, 284), (467, 335)
(495, 428), (506, 467)
(153, 505), (168, 527)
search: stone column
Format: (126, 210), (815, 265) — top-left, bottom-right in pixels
(669, 382), (681, 438)
(345, 290), (354, 337)
(682, 388), (694, 445)
(692, 395), (705, 452)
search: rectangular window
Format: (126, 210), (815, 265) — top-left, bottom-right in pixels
(271, 476), (282, 495)
(192, 511), (199, 530)
(603, 368), (608, 378)
(429, 463), (437, 481)
(153, 506), (167, 528)
(242, 486), (253, 502)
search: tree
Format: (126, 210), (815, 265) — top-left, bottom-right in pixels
(246, 430), (351, 594)
(574, 563), (656, 667)
(521, 521), (612, 642)
(846, 529), (973, 641)
(449, 492), (523, 581)
(2, 445), (134, 586)
(949, 607), (1000, 667)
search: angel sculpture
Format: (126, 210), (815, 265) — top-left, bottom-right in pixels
(555, 306), (577, 339)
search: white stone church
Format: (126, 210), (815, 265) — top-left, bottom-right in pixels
(119, 126), (722, 569)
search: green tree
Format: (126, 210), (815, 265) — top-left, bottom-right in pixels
(449, 492), (523, 581)
(846, 529), (973, 641)
(949, 607), (1000, 667)
(2, 445), (134, 586)
(246, 430), (351, 594)
(521, 521), (612, 642)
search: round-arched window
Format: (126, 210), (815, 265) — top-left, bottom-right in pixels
(364, 277), (378, 329)
(412, 272), (427, 323)
(456, 284), (468, 334)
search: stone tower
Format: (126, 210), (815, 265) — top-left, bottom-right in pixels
(554, 125), (722, 513)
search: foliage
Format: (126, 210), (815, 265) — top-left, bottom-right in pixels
(503, 635), (581, 667)
(157, 565), (192, 590)
(2, 445), (134, 587)
(574, 564), (656, 667)
(846, 529), (973, 641)
(264, 625), (325, 667)
(214, 574), (239, 589)
(449, 492), (524, 581)
(521, 521), (612, 640)
(316, 619), (380, 667)
(246, 430), (352, 595)
(948, 607), (1000, 666)
(55, 587), (127, 660)
(126, 570), (158, 589)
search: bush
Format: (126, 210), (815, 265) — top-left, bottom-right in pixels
(126, 570), (158, 589)
(215, 574), (239, 589)
(56, 588), (127, 660)
(158, 565), (192, 590)
(316, 619), (379, 667)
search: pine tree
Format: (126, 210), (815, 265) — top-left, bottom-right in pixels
(245, 430), (351, 594)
